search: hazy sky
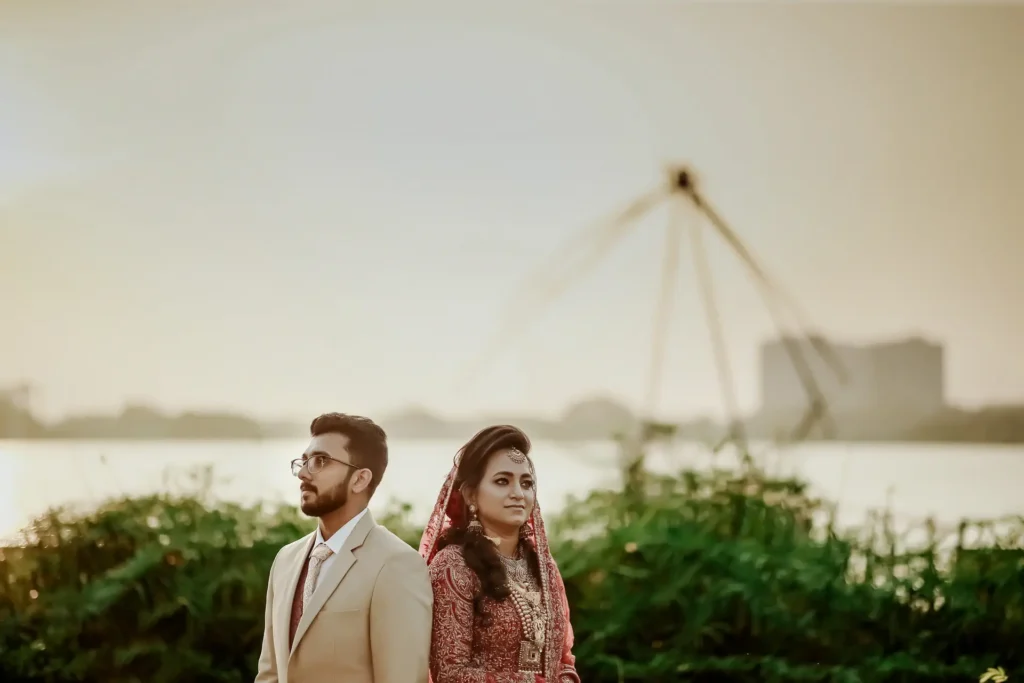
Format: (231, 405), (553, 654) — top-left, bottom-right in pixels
(1, 1), (1022, 422)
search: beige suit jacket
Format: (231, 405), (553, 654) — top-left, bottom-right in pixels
(254, 511), (432, 683)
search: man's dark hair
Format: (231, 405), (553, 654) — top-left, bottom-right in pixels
(309, 413), (388, 494)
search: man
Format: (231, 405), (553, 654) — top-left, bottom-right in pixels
(255, 413), (432, 683)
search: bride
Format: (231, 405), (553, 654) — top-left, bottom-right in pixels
(418, 425), (580, 683)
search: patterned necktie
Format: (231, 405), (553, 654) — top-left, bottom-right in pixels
(302, 543), (334, 611)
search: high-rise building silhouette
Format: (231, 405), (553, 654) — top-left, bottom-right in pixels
(759, 336), (945, 419)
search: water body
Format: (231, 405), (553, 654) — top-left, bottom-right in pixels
(1, 439), (1021, 544)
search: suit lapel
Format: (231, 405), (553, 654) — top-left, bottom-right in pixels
(274, 532), (314, 668)
(289, 511), (377, 656)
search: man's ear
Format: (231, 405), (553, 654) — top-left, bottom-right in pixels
(351, 469), (373, 494)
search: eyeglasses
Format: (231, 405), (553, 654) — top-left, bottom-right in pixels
(290, 454), (360, 477)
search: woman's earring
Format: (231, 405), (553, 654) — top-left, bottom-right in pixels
(467, 504), (482, 531)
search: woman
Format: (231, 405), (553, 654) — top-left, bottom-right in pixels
(419, 425), (580, 683)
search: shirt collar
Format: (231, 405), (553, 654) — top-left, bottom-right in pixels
(315, 507), (369, 554)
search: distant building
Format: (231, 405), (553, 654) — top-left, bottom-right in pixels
(0, 384), (44, 438)
(759, 336), (945, 418)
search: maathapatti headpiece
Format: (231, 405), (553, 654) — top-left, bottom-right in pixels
(507, 446), (527, 464)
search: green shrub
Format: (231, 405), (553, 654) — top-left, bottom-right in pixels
(554, 468), (1023, 681)
(1, 463), (1020, 682)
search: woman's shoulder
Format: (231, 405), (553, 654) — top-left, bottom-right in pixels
(428, 545), (478, 593)
(429, 543), (468, 571)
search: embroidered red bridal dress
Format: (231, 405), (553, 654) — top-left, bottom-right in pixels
(419, 457), (581, 683)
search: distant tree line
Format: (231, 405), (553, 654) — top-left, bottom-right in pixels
(2, 392), (1023, 443)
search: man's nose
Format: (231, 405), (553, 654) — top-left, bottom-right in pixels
(297, 467), (312, 482)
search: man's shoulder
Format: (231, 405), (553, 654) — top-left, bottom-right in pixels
(275, 531), (314, 561)
(367, 523), (422, 561)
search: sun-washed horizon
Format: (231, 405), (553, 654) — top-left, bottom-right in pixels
(2, 2), (1022, 424)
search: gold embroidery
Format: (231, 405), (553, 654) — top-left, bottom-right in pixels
(428, 545), (580, 682)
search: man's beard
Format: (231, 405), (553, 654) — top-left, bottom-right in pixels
(300, 471), (352, 517)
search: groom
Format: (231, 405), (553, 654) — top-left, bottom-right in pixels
(255, 413), (432, 683)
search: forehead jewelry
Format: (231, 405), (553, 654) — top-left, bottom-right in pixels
(507, 447), (527, 464)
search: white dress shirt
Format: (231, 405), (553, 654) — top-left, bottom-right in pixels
(310, 507), (368, 593)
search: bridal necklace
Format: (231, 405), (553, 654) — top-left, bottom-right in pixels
(501, 545), (546, 672)
(499, 550), (533, 587)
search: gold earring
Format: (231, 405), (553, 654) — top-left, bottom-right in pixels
(468, 504), (482, 531)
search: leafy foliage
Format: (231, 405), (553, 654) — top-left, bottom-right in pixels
(1, 463), (1021, 682)
(554, 467), (1023, 681)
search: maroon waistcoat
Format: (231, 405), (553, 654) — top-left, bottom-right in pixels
(288, 547), (314, 649)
